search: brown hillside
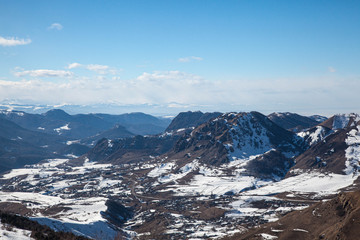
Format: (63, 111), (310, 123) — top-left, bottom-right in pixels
(222, 190), (360, 240)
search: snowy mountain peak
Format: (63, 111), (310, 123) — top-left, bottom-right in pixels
(172, 111), (305, 166)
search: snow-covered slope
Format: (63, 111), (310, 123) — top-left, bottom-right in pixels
(0, 158), (124, 239)
(170, 112), (305, 166)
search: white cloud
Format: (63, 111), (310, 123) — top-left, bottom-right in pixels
(328, 66), (336, 73)
(178, 56), (203, 63)
(67, 63), (83, 69)
(86, 64), (109, 74)
(67, 62), (112, 74)
(48, 23), (63, 30)
(0, 36), (31, 47)
(14, 69), (73, 78)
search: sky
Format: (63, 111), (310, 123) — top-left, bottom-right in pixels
(0, 0), (359, 116)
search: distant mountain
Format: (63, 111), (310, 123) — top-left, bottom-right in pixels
(0, 118), (65, 172)
(92, 112), (170, 135)
(43, 109), (72, 121)
(81, 124), (134, 146)
(0, 109), (113, 139)
(0, 109), (170, 141)
(165, 111), (222, 132)
(268, 112), (320, 132)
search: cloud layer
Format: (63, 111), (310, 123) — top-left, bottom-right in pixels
(0, 36), (31, 47)
(2, 69), (359, 115)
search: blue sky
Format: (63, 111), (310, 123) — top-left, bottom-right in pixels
(0, 0), (359, 115)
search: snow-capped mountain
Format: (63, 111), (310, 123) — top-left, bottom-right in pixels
(169, 111), (306, 166)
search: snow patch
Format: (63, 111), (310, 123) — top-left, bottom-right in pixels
(246, 171), (357, 197)
(260, 233), (278, 239)
(345, 125), (360, 174)
(298, 126), (332, 146)
(54, 124), (71, 134)
(147, 162), (177, 178)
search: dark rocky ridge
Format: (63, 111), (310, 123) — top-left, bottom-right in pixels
(268, 112), (320, 132)
(165, 111), (222, 132)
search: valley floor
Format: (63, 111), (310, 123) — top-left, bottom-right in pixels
(0, 157), (358, 240)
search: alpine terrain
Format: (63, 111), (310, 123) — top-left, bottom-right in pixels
(0, 110), (360, 240)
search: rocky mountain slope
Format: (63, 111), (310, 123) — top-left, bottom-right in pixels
(165, 111), (222, 132)
(268, 112), (323, 132)
(293, 114), (360, 174)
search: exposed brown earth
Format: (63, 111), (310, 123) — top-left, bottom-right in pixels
(221, 190), (360, 240)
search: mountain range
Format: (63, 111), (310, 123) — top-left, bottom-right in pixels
(1, 109), (360, 239)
